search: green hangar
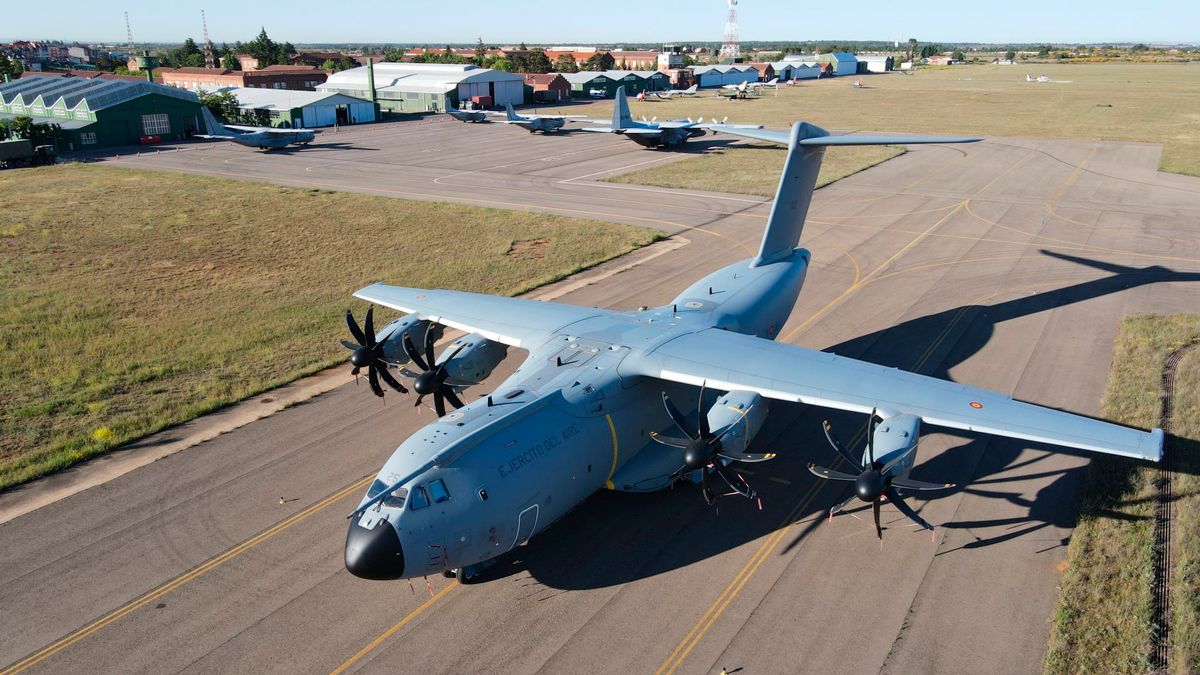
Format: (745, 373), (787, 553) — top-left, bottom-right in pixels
(0, 77), (209, 151)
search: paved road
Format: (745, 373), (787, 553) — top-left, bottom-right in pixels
(3, 118), (1199, 674)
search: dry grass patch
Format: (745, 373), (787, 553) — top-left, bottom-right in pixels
(566, 62), (1200, 179)
(0, 164), (656, 490)
(1045, 314), (1200, 674)
(604, 143), (904, 197)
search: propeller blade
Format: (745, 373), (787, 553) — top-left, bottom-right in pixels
(882, 443), (920, 476)
(399, 367), (423, 379)
(714, 464), (754, 500)
(434, 392), (447, 417)
(700, 467), (716, 505)
(828, 493), (856, 520)
(340, 339), (361, 352)
(402, 333), (429, 371)
(363, 307), (375, 346)
(367, 365), (384, 397)
(377, 365), (408, 394)
(661, 393), (695, 440)
(867, 409), (878, 466)
(423, 327), (436, 373)
(345, 309), (366, 345)
(650, 432), (690, 449)
(696, 382), (709, 438)
(821, 420), (862, 468)
(441, 341), (468, 365)
(442, 389), (465, 409)
(650, 116), (657, 122)
(808, 463), (860, 482)
(885, 487), (934, 531)
(713, 405), (752, 442)
(873, 500), (882, 540)
(413, 394), (425, 408)
(892, 477), (955, 491)
(717, 450), (775, 463)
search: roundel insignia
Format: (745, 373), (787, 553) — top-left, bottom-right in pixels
(969, 401), (984, 409)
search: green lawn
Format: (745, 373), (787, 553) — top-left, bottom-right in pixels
(557, 62), (1200, 193)
(1045, 314), (1200, 674)
(0, 164), (656, 490)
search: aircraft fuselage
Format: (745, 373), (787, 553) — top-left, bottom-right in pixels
(346, 249), (811, 580)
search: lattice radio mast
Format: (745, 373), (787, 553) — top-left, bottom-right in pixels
(125, 12), (135, 54)
(718, 0), (740, 60)
(201, 9), (216, 69)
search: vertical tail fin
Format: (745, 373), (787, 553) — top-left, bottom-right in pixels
(505, 102), (519, 121)
(200, 106), (235, 137)
(754, 123), (829, 266)
(611, 86), (633, 130)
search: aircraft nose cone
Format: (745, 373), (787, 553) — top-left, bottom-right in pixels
(345, 518), (405, 580)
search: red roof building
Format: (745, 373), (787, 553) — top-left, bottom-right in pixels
(522, 73), (571, 102)
(157, 66), (327, 92)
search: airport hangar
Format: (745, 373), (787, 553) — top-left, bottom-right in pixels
(317, 62), (524, 113)
(222, 87), (377, 128)
(0, 76), (210, 151)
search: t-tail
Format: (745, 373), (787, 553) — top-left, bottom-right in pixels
(710, 122), (982, 267)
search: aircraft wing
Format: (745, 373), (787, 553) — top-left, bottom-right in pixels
(705, 126), (983, 146)
(621, 128), (667, 136)
(353, 283), (607, 350)
(632, 328), (1163, 461)
(224, 125), (309, 135)
(579, 125), (618, 133)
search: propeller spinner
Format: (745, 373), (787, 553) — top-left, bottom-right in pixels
(398, 329), (470, 417)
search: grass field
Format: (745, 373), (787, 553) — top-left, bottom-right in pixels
(604, 143), (904, 197)
(557, 62), (1200, 193)
(0, 164), (656, 490)
(1045, 314), (1200, 674)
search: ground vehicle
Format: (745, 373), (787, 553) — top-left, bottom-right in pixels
(588, 88), (606, 99)
(0, 139), (56, 168)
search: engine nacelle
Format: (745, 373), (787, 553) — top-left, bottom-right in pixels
(440, 333), (509, 388)
(869, 414), (921, 473)
(377, 315), (439, 365)
(706, 391), (768, 454)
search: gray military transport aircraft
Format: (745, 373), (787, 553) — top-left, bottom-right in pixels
(196, 107), (316, 150)
(444, 105), (489, 123)
(341, 122), (1163, 582)
(583, 85), (761, 149)
(490, 102), (591, 133)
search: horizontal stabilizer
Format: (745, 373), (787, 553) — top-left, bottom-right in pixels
(707, 123), (981, 146)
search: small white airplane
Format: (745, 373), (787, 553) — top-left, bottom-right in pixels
(654, 84), (700, 99)
(722, 78), (778, 93)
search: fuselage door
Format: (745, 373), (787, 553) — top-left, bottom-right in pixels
(510, 504), (539, 551)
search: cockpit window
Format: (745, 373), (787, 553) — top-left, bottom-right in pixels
(383, 487), (408, 508)
(409, 485), (430, 510)
(428, 479), (450, 503)
(367, 479), (387, 499)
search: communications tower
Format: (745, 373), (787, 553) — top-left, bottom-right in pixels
(202, 10), (216, 69)
(718, 0), (740, 61)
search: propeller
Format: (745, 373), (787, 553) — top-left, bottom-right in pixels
(808, 412), (952, 543)
(397, 328), (469, 417)
(341, 308), (407, 398)
(650, 384), (772, 508)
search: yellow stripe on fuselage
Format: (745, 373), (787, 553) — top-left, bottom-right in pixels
(604, 414), (619, 489)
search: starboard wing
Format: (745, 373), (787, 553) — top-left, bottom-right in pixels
(630, 328), (1163, 461)
(353, 283), (607, 350)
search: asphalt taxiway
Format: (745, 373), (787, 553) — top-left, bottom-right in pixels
(3, 118), (1199, 674)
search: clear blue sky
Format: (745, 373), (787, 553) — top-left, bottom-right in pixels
(4, 1), (1196, 45)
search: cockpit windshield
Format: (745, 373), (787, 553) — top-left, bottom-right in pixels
(367, 479), (409, 509)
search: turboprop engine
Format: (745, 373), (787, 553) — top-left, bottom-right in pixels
(704, 391), (768, 455)
(397, 331), (508, 416)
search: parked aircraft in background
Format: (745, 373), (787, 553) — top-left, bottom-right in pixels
(340, 121), (1162, 582)
(723, 78), (777, 93)
(583, 85), (761, 149)
(490, 103), (591, 133)
(654, 84), (699, 99)
(445, 105), (489, 123)
(719, 82), (761, 100)
(196, 107), (315, 150)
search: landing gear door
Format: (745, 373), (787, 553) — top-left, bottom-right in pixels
(510, 504), (539, 551)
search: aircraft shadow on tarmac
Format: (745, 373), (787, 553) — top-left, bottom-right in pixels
(467, 250), (1200, 590)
